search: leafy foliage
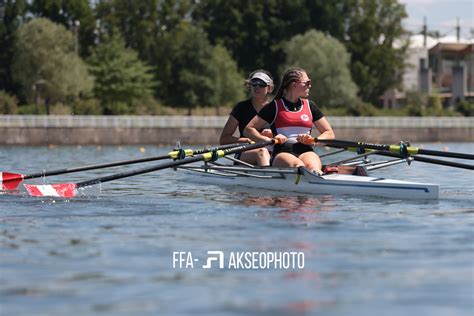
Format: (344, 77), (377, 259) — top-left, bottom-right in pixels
(12, 18), (93, 110)
(87, 32), (157, 114)
(456, 100), (474, 117)
(154, 24), (243, 114)
(95, 0), (194, 62)
(28, 0), (96, 57)
(281, 29), (358, 108)
(0, 0), (28, 95)
(405, 91), (428, 116)
(0, 1), (466, 117)
(207, 44), (245, 111)
(0, 89), (18, 114)
(72, 98), (102, 115)
(344, 0), (408, 103)
(194, 0), (321, 76)
(195, 0), (408, 105)
(426, 95), (443, 116)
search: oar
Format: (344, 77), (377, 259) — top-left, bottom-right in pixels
(1, 142), (243, 191)
(314, 138), (474, 160)
(369, 150), (474, 170)
(23, 140), (278, 198)
(319, 142), (474, 170)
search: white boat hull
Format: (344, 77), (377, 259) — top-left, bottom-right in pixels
(179, 166), (439, 199)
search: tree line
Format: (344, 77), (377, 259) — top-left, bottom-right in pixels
(1, 0), (453, 116)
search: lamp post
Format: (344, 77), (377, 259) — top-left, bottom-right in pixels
(72, 20), (80, 55)
(32, 79), (47, 114)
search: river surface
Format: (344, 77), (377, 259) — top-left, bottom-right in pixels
(1, 143), (473, 316)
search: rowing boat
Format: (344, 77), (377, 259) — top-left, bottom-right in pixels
(177, 164), (439, 199)
(6, 139), (471, 199)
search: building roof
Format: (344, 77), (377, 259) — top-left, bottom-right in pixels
(408, 34), (473, 50)
(429, 43), (473, 54)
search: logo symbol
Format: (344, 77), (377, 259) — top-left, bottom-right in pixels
(301, 114), (309, 121)
(202, 251), (224, 269)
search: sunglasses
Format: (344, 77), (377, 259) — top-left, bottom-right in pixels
(296, 80), (312, 87)
(250, 80), (268, 88)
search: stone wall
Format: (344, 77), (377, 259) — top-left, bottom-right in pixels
(0, 115), (472, 145)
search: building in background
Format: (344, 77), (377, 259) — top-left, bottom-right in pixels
(382, 34), (474, 109)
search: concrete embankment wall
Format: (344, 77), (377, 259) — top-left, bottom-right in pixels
(0, 115), (472, 145)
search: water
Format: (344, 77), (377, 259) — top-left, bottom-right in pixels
(1, 143), (473, 316)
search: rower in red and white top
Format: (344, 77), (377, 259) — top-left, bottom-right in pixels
(244, 67), (335, 174)
(272, 98), (313, 144)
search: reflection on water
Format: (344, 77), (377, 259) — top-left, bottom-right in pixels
(241, 194), (333, 211)
(240, 194), (337, 226)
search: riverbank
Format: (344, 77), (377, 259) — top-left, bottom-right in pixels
(1, 115), (472, 145)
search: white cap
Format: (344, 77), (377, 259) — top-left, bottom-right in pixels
(250, 72), (273, 86)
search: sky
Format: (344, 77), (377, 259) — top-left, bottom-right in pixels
(399, 0), (473, 39)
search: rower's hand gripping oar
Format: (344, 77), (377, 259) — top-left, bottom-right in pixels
(0, 142), (244, 191)
(313, 138), (474, 160)
(23, 140), (279, 198)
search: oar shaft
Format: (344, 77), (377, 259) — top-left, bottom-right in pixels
(416, 148), (474, 160)
(318, 148), (347, 158)
(76, 141), (275, 188)
(317, 139), (390, 151)
(372, 151), (474, 170)
(316, 139), (473, 160)
(320, 142), (474, 170)
(413, 155), (474, 169)
(22, 153), (174, 180)
(77, 155), (204, 187)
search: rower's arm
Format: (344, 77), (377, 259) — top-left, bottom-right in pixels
(313, 117), (335, 140)
(219, 116), (251, 145)
(244, 116), (271, 142)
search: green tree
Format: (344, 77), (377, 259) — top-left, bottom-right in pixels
(282, 29), (358, 108)
(0, 0), (28, 95)
(207, 44), (245, 114)
(154, 24), (243, 114)
(12, 18), (93, 113)
(95, 0), (194, 63)
(345, 0), (408, 104)
(427, 95), (443, 115)
(405, 91), (427, 116)
(194, 0), (288, 75)
(456, 100), (474, 116)
(87, 32), (157, 114)
(194, 0), (408, 104)
(194, 0), (353, 76)
(28, 0), (96, 57)
(0, 89), (18, 114)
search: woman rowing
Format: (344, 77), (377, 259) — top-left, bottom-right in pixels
(244, 67), (335, 174)
(219, 70), (274, 166)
